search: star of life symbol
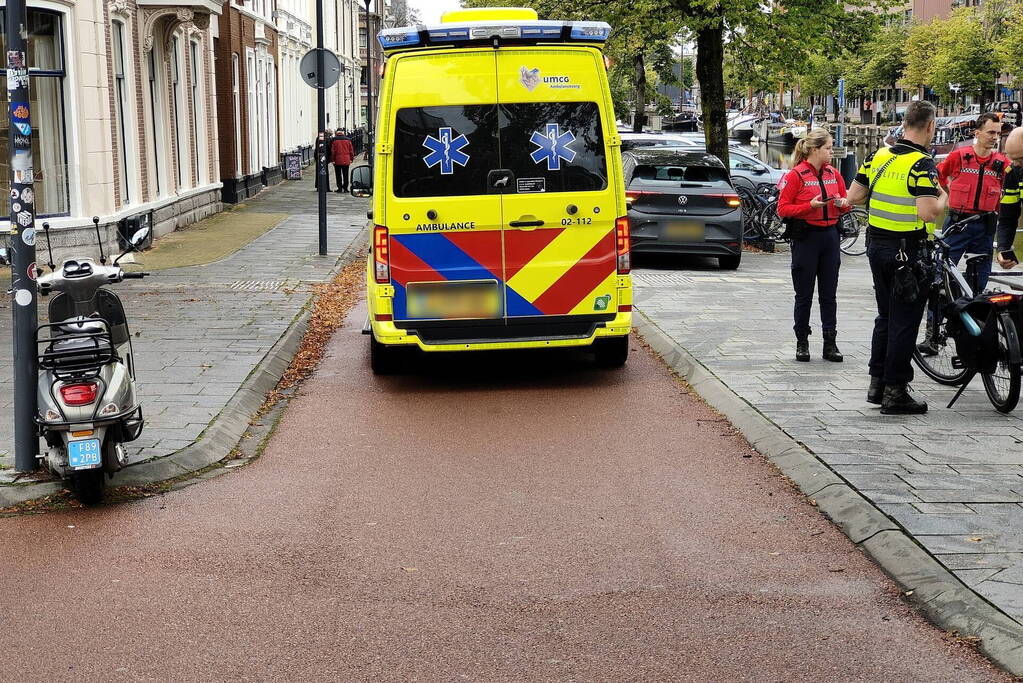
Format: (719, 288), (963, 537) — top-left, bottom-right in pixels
(422, 127), (470, 175)
(530, 124), (576, 171)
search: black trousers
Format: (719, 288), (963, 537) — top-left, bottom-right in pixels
(867, 236), (927, 385)
(790, 226), (841, 336)
(334, 164), (350, 191)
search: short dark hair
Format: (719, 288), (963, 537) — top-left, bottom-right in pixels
(904, 101), (936, 131)
(977, 112), (1000, 129)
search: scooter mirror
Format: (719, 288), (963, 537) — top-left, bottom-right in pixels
(130, 227), (151, 249)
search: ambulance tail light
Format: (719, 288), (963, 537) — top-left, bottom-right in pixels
(615, 216), (631, 274)
(373, 225), (390, 284)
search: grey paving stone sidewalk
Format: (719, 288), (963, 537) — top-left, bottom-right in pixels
(633, 250), (1023, 626)
(0, 178), (368, 478)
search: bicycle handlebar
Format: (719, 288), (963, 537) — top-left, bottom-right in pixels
(937, 212), (995, 239)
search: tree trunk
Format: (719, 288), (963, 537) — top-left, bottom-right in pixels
(633, 52), (646, 133)
(696, 24), (728, 168)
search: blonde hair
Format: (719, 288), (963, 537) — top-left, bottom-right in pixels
(791, 128), (832, 165)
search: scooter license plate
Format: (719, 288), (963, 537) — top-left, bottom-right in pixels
(68, 439), (102, 470)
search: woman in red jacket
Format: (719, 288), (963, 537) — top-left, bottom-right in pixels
(776, 128), (851, 363)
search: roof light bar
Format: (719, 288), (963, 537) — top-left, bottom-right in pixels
(377, 20), (612, 52)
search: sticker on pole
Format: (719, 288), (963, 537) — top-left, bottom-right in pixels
(14, 289), (32, 306)
(16, 211), (32, 227)
(530, 124), (576, 171)
(422, 127), (470, 175)
(21, 227), (34, 245)
(27, 262), (36, 281)
(10, 102), (28, 121)
(7, 51), (25, 68)
(20, 188), (33, 204)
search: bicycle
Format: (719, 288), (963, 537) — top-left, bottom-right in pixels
(734, 176), (782, 242)
(837, 208), (869, 256)
(912, 213), (1023, 413)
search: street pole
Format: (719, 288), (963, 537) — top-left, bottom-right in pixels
(315, 0), (327, 256)
(364, 0), (374, 171)
(7, 0), (39, 472)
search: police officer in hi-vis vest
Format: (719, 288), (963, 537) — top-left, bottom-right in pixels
(847, 101), (947, 415)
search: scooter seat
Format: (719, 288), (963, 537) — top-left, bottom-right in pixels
(55, 316), (106, 336)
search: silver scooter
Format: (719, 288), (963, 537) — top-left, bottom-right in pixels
(35, 217), (150, 504)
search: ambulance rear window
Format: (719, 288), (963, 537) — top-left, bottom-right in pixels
(393, 105), (500, 198)
(499, 102), (607, 193)
(392, 102), (608, 198)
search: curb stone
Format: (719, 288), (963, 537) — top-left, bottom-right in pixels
(632, 308), (1023, 676)
(0, 228), (369, 509)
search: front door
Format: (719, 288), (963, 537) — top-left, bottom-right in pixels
(494, 48), (619, 318)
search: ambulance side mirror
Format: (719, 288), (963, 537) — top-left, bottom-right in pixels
(350, 166), (373, 198)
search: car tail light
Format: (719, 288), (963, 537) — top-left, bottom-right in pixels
(373, 225), (390, 284)
(60, 382), (98, 406)
(709, 193), (742, 207)
(625, 190), (647, 206)
(615, 216), (631, 274)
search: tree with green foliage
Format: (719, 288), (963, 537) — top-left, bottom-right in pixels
(997, 3), (1023, 88)
(902, 19), (943, 93)
(930, 10), (999, 107)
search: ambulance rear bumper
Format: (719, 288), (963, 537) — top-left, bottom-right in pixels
(371, 312), (631, 351)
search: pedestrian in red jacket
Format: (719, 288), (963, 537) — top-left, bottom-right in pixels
(331, 129), (356, 193)
(776, 128), (851, 363)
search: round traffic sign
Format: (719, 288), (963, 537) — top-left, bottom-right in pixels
(300, 48), (342, 89)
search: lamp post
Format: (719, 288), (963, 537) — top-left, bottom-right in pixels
(363, 0), (374, 170)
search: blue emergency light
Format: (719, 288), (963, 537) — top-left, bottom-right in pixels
(377, 20), (612, 52)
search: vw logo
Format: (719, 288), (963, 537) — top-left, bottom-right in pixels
(678, 195), (688, 206)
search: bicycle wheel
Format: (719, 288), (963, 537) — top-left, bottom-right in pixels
(736, 189), (762, 239)
(759, 201), (784, 240)
(981, 311), (1021, 413)
(913, 276), (970, 386)
(839, 209), (868, 256)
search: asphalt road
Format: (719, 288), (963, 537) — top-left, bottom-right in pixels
(0, 302), (1007, 681)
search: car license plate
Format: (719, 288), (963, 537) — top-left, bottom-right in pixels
(68, 439), (102, 470)
(407, 280), (501, 319)
(665, 221), (704, 241)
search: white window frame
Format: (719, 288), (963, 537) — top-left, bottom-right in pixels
(170, 34), (186, 188)
(190, 38), (207, 185)
(111, 19), (132, 204)
(232, 53), (242, 177)
(246, 49), (257, 173)
(147, 42), (168, 197)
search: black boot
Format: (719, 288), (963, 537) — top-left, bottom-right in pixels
(795, 335), (810, 362)
(880, 383), (928, 415)
(916, 321), (938, 356)
(866, 376), (884, 405)
(822, 330), (843, 363)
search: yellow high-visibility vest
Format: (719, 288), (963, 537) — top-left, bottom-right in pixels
(864, 146), (934, 233)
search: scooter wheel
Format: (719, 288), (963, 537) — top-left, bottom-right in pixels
(70, 469), (106, 506)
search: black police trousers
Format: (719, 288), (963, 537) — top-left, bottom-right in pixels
(867, 234), (927, 385)
(790, 226), (840, 337)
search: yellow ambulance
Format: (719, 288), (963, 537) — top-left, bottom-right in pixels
(356, 7), (631, 374)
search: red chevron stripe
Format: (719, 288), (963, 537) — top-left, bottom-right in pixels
(389, 238), (446, 287)
(531, 230), (616, 315)
(443, 231), (503, 280)
(503, 227), (564, 281)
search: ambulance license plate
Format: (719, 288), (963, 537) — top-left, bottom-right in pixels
(68, 439), (102, 470)
(407, 281), (501, 319)
(664, 221), (704, 241)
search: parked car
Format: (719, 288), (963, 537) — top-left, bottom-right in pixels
(622, 148), (743, 270)
(620, 132), (703, 151)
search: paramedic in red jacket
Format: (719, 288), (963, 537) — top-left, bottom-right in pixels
(936, 112), (1010, 293)
(776, 128), (852, 363)
(331, 129), (356, 193)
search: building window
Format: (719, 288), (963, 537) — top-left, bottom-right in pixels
(111, 19), (130, 204)
(170, 34), (185, 187)
(190, 39), (205, 184)
(247, 50), (256, 173)
(232, 54), (241, 177)
(0, 8), (70, 216)
(267, 61), (277, 163)
(147, 47), (164, 195)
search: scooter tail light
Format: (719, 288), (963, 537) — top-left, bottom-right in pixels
(373, 225), (390, 284)
(615, 216), (631, 274)
(59, 382), (99, 406)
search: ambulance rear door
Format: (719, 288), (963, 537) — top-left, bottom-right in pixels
(493, 47), (620, 321)
(383, 50), (506, 324)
